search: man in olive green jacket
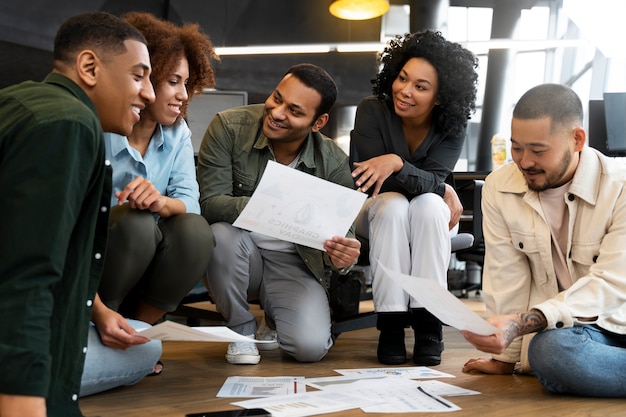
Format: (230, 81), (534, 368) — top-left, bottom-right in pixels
(197, 64), (360, 365)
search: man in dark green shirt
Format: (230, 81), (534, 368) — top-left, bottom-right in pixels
(0, 12), (155, 417)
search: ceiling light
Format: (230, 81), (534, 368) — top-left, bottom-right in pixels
(214, 44), (332, 56)
(329, 0), (390, 20)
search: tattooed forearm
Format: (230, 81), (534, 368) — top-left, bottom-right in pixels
(501, 310), (548, 345)
(523, 309), (548, 332)
(517, 309), (548, 335)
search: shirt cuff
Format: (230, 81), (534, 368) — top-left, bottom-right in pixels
(435, 182), (446, 198)
(532, 299), (574, 330)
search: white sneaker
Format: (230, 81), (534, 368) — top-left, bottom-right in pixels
(256, 319), (279, 351)
(225, 336), (260, 365)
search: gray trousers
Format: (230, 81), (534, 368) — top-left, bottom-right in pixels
(205, 222), (333, 362)
(99, 204), (214, 313)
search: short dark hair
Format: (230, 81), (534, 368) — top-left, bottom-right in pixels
(373, 30), (479, 139)
(284, 63), (338, 120)
(513, 84), (583, 132)
(54, 11), (147, 65)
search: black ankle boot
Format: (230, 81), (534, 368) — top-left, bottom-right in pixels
(410, 308), (443, 366)
(376, 312), (409, 365)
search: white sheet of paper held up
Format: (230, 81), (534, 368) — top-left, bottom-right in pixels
(233, 160), (367, 251)
(378, 262), (499, 336)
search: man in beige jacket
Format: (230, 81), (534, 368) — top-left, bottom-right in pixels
(462, 83), (626, 397)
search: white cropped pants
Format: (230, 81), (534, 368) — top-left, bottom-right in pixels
(355, 192), (454, 312)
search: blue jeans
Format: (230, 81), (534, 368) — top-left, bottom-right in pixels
(528, 325), (626, 397)
(80, 319), (162, 397)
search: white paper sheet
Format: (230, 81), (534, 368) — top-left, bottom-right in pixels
(217, 376), (306, 398)
(417, 380), (481, 397)
(379, 262), (499, 336)
(334, 366), (455, 379)
(304, 375), (387, 390)
(307, 374), (478, 397)
(137, 320), (274, 343)
(233, 161), (367, 251)
(351, 379), (461, 413)
(234, 377), (465, 415)
(231, 390), (377, 417)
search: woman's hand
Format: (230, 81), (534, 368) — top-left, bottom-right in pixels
(352, 154), (404, 197)
(443, 183), (463, 229)
(115, 176), (166, 213)
(91, 295), (150, 350)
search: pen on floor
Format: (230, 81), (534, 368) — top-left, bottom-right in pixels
(294, 378), (297, 394)
(417, 386), (452, 409)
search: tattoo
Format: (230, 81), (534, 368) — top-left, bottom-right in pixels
(506, 309), (548, 340)
(502, 310), (548, 346)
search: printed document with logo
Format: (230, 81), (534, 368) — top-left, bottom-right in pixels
(233, 161), (367, 251)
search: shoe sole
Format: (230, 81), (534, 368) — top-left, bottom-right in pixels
(413, 355), (441, 366)
(225, 353), (260, 365)
(378, 355), (407, 365)
(257, 341), (279, 351)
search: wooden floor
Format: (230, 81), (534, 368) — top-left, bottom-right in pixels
(80, 295), (624, 417)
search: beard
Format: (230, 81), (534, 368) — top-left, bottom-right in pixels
(523, 150), (572, 192)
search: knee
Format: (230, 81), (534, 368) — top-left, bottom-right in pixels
(211, 222), (239, 245)
(287, 339), (330, 363)
(408, 193), (449, 223)
(372, 193), (409, 219)
(167, 214), (214, 247)
(141, 339), (163, 362)
(528, 330), (574, 375)
(282, 331), (331, 363)
(109, 205), (156, 243)
(210, 222), (255, 261)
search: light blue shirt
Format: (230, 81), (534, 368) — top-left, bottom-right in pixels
(104, 119), (200, 215)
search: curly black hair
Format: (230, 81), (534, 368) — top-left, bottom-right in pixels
(373, 30), (479, 138)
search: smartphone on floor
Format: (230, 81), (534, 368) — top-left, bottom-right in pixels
(185, 408), (271, 417)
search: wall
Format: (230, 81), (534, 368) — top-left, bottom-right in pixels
(0, 0), (382, 107)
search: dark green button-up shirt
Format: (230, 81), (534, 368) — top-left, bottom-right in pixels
(197, 104), (355, 284)
(0, 73), (111, 417)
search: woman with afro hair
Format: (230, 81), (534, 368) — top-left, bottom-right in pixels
(350, 30), (479, 366)
(81, 12), (218, 396)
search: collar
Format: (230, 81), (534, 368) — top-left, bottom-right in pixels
(107, 124), (165, 159)
(496, 147), (604, 206)
(44, 72), (97, 116)
(568, 146), (604, 205)
(253, 128), (318, 170)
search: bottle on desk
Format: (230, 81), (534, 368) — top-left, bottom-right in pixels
(491, 134), (507, 170)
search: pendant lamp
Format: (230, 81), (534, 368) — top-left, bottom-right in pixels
(329, 0), (390, 20)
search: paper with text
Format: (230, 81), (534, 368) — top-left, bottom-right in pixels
(233, 161), (366, 251)
(217, 376), (306, 398)
(334, 366), (455, 379)
(232, 390), (376, 417)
